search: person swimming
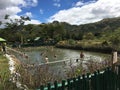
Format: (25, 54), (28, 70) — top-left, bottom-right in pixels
(54, 54), (57, 59)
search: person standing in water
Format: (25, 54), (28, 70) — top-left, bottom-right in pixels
(45, 56), (49, 63)
(80, 51), (84, 58)
(80, 51), (84, 65)
(54, 54), (57, 59)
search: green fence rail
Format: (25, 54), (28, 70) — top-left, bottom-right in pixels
(37, 65), (120, 90)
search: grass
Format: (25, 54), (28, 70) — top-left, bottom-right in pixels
(0, 52), (19, 90)
(56, 40), (113, 53)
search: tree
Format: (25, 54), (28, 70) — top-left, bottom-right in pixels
(83, 32), (94, 40)
(4, 14), (30, 44)
(109, 28), (120, 50)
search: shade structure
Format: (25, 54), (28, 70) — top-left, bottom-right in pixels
(0, 38), (6, 42)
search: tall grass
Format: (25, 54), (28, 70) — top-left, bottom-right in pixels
(56, 40), (113, 53)
(0, 53), (19, 90)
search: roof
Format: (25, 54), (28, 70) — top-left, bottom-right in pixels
(34, 37), (40, 41)
(0, 38), (6, 42)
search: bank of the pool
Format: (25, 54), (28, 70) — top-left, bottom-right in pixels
(0, 53), (19, 89)
(55, 44), (114, 54)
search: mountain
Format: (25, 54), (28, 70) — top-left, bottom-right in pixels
(79, 17), (120, 33)
(60, 17), (120, 34)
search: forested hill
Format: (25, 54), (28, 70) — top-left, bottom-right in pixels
(1, 16), (120, 43)
(61, 17), (120, 33)
(79, 17), (120, 33)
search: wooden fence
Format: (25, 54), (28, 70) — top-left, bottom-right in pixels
(38, 65), (120, 90)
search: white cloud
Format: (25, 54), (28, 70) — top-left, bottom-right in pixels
(9, 15), (21, 20)
(53, 3), (61, 7)
(0, 0), (26, 9)
(48, 0), (120, 25)
(4, 14), (41, 25)
(25, 19), (41, 25)
(40, 9), (44, 14)
(6, 6), (22, 15)
(24, 0), (38, 7)
(53, 0), (61, 7)
(53, 0), (60, 2)
(75, 1), (84, 7)
(0, 0), (39, 27)
(25, 12), (33, 18)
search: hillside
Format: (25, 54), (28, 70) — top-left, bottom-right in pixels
(61, 17), (120, 33)
(79, 17), (120, 33)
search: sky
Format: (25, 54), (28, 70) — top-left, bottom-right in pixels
(0, 0), (120, 25)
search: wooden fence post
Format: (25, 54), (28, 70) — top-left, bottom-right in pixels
(40, 85), (44, 90)
(67, 79), (71, 90)
(91, 72), (98, 90)
(86, 73), (90, 90)
(112, 52), (117, 72)
(97, 70), (102, 90)
(62, 80), (65, 90)
(96, 71), (99, 90)
(47, 83), (51, 90)
(82, 74), (85, 90)
(106, 68), (110, 90)
(102, 72), (105, 90)
(73, 78), (77, 90)
(112, 52), (117, 64)
(77, 76), (81, 90)
(94, 72), (97, 90)
(54, 81), (58, 90)
(118, 66), (120, 89)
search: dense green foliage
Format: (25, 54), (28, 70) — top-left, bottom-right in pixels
(0, 16), (120, 49)
(0, 15), (30, 44)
